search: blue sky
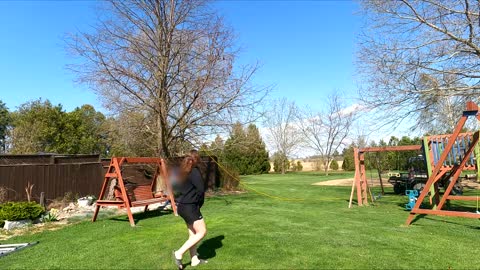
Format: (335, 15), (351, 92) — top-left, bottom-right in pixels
(0, 0), (361, 112)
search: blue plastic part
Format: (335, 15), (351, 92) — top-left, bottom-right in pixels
(405, 190), (419, 211)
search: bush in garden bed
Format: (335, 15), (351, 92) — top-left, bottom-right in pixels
(0, 202), (45, 222)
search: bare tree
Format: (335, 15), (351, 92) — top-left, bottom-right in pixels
(264, 98), (303, 174)
(358, 0), (480, 131)
(67, 0), (267, 157)
(298, 94), (354, 176)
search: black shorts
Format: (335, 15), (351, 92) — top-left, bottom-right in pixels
(177, 203), (203, 225)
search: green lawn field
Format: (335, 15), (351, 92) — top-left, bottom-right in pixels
(3, 172), (480, 269)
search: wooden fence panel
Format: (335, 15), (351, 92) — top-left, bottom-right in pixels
(0, 155), (104, 203)
(0, 154), (219, 203)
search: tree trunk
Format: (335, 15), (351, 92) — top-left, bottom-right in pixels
(324, 159), (329, 176)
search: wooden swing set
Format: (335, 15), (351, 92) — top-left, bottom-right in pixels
(92, 157), (177, 227)
(350, 101), (480, 225)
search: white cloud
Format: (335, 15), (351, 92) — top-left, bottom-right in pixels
(339, 103), (369, 116)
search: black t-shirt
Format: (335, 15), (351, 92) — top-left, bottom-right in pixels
(175, 167), (205, 205)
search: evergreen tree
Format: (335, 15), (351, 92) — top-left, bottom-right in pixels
(330, 159), (339, 171)
(342, 143), (356, 171)
(245, 124), (270, 174)
(209, 135), (225, 160)
(224, 123), (270, 175)
(224, 123), (248, 174)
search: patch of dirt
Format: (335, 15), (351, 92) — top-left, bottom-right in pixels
(312, 178), (393, 187)
(313, 178), (480, 189)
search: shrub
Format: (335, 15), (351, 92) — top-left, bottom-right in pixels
(272, 152), (289, 173)
(296, 161), (303, 172)
(0, 202), (45, 221)
(219, 164), (241, 191)
(330, 159), (339, 171)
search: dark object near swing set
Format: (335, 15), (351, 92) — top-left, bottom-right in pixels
(388, 155), (464, 196)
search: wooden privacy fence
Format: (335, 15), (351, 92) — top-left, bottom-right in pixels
(0, 155), (103, 202)
(0, 154), (219, 203)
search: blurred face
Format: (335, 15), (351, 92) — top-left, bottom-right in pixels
(179, 157), (194, 181)
(190, 151), (200, 166)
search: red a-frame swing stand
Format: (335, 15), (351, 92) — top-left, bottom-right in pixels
(92, 157), (177, 226)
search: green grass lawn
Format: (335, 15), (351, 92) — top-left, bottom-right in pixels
(3, 172), (480, 269)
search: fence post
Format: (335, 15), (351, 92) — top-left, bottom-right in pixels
(40, 192), (46, 208)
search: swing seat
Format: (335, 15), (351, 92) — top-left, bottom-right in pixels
(105, 183), (169, 208)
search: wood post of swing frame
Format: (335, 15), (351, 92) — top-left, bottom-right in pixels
(349, 145), (422, 208)
(405, 101), (480, 225)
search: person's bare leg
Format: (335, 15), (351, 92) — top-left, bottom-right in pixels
(187, 225), (199, 264)
(175, 219), (207, 260)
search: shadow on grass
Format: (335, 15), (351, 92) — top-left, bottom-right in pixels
(109, 209), (172, 225)
(404, 204), (480, 227)
(425, 216), (480, 229)
(197, 235), (225, 260)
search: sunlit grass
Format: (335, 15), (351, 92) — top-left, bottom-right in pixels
(3, 171), (480, 269)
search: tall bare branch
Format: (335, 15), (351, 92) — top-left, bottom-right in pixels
(298, 94), (354, 176)
(264, 98), (303, 174)
(358, 0), (480, 132)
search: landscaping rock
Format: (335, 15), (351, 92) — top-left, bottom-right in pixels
(62, 203), (76, 212)
(77, 199), (90, 208)
(4, 219), (32, 230)
(77, 197), (94, 208)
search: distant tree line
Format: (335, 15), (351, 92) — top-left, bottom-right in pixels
(0, 99), (271, 177)
(342, 136), (423, 171)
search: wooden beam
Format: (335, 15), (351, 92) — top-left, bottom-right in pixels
(412, 209), (480, 219)
(354, 148), (363, 206)
(124, 157), (163, 163)
(447, 196), (480, 201)
(359, 145), (422, 153)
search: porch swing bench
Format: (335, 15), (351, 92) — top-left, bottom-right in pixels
(92, 157), (177, 226)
